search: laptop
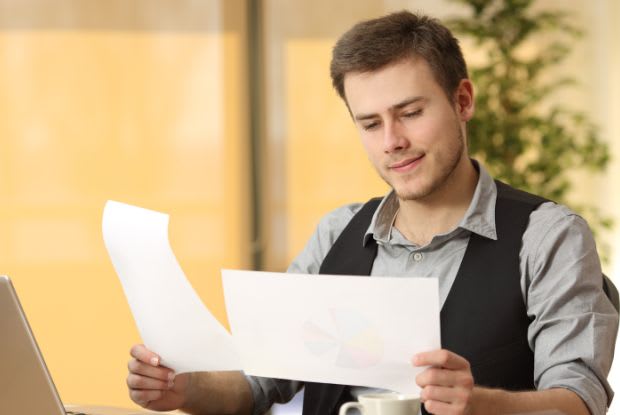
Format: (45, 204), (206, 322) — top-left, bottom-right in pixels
(0, 275), (166, 415)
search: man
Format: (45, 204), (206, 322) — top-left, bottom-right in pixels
(125, 11), (617, 415)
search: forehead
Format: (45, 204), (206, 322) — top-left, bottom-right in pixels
(343, 57), (444, 115)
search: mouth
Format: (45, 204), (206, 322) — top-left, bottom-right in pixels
(389, 155), (425, 172)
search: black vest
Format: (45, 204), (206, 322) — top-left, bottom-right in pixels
(302, 181), (547, 415)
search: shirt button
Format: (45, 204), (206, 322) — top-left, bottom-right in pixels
(413, 252), (424, 262)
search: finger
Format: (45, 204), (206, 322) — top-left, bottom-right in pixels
(413, 349), (470, 370)
(127, 373), (174, 391)
(130, 344), (161, 366)
(416, 367), (473, 388)
(128, 358), (175, 381)
(130, 389), (163, 406)
(423, 398), (466, 415)
(420, 384), (471, 407)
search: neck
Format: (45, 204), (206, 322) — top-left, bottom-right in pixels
(394, 158), (478, 246)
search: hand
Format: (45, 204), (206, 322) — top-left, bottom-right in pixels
(126, 344), (191, 411)
(413, 349), (474, 415)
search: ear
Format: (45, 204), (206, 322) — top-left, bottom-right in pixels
(454, 79), (475, 122)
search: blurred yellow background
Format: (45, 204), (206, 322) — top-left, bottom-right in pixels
(0, 0), (254, 406)
(0, 0), (619, 410)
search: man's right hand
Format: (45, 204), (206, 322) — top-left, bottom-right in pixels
(126, 344), (191, 411)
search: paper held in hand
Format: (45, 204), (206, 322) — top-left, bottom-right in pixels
(102, 200), (440, 396)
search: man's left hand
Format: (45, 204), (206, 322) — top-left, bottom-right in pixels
(413, 349), (474, 415)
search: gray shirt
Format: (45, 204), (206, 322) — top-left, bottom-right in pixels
(246, 162), (618, 415)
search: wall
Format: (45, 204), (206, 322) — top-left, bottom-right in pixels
(0, 0), (250, 407)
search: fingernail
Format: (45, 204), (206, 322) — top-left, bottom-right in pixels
(168, 380), (174, 389)
(150, 357), (159, 366)
(168, 371), (176, 381)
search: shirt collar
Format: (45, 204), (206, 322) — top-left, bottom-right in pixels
(364, 160), (498, 246)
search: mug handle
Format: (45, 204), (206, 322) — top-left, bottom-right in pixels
(339, 401), (364, 415)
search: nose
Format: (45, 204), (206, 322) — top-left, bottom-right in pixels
(383, 119), (409, 154)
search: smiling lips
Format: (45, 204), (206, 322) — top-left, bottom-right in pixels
(390, 154), (425, 172)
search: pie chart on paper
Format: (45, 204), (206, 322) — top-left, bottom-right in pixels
(302, 308), (384, 369)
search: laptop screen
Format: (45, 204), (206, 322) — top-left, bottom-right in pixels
(0, 275), (66, 415)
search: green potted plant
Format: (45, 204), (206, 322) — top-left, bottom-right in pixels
(447, 0), (613, 260)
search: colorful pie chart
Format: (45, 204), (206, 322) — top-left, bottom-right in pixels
(302, 308), (384, 369)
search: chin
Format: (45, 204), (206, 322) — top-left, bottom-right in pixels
(392, 177), (439, 201)
(394, 187), (429, 201)
(395, 191), (425, 201)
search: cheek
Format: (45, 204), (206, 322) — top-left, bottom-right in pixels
(408, 117), (443, 145)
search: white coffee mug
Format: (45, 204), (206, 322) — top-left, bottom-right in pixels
(339, 392), (420, 415)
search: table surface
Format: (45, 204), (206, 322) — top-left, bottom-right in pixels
(65, 404), (182, 415)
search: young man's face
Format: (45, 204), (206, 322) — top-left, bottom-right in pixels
(344, 57), (473, 201)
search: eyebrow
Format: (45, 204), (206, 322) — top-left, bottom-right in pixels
(353, 96), (426, 121)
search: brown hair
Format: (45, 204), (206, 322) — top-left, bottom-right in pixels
(330, 11), (468, 103)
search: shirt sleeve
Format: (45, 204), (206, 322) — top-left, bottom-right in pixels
(246, 203), (363, 415)
(245, 376), (303, 415)
(522, 202), (618, 415)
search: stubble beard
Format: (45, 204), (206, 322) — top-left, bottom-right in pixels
(383, 122), (465, 202)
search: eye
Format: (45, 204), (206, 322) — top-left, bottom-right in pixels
(403, 109), (423, 118)
(362, 121), (380, 131)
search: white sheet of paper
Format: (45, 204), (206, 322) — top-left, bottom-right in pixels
(222, 269), (440, 396)
(102, 201), (441, 395)
(102, 200), (241, 372)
